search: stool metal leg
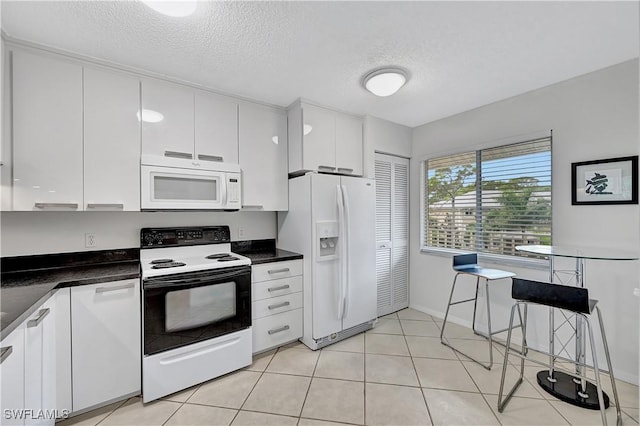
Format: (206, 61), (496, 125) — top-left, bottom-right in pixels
(484, 278), (494, 370)
(441, 273), (493, 370)
(595, 306), (622, 426)
(471, 276), (480, 334)
(584, 314), (607, 426)
(440, 273), (461, 343)
(498, 302), (523, 412)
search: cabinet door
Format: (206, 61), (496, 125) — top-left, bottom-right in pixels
(84, 68), (141, 211)
(301, 104), (336, 172)
(24, 297), (56, 426)
(335, 114), (363, 176)
(141, 80), (194, 160)
(12, 50), (83, 211)
(239, 103), (288, 210)
(71, 280), (141, 412)
(195, 91), (238, 164)
(0, 325), (25, 426)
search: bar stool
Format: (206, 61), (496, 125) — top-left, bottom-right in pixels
(497, 278), (621, 426)
(440, 253), (517, 370)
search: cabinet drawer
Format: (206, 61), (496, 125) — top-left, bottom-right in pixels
(252, 260), (302, 283)
(253, 309), (302, 353)
(252, 276), (303, 301)
(252, 292), (302, 320)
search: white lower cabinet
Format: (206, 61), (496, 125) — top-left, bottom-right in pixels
(0, 323), (26, 426)
(251, 260), (303, 353)
(0, 294), (57, 426)
(71, 279), (141, 412)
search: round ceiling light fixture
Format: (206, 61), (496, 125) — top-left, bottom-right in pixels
(362, 67), (409, 97)
(141, 0), (198, 17)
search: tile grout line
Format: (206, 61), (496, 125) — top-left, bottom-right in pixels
(297, 343), (322, 422)
(400, 313), (435, 426)
(233, 346), (281, 424)
(92, 397), (131, 426)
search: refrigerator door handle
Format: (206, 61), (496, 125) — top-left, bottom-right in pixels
(336, 184), (346, 320)
(341, 184), (350, 319)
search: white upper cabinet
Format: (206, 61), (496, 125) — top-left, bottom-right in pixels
(239, 103), (288, 211)
(195, 91), (238, 164)
(12, 50), (83, 211)
(141, 79), (194, 160)
(84, 67), (141, 211)
(288, 100), (363, 176)
(335, 113), (363, 176)
(300, 103), (336, 173)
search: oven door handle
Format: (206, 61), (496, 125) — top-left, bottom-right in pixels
(144, 267), (250, 289)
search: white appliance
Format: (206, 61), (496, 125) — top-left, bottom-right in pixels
(278, 173), (377, 350)
(141, 155), (241, 210)
(140, 226), (252, 403)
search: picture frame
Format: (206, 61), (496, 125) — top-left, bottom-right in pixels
(571, 155), (638, 205)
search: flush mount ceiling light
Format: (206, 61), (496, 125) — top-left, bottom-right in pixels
(362, 67), (409, 97)
(141, 0), (198, 17)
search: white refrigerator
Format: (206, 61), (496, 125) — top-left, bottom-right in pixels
(278, 172), (377, 350)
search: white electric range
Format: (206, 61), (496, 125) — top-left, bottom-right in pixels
(140, 226), (252, 403)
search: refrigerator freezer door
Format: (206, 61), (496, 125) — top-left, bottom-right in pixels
(311, 174), (343, 339)
(340, 176), (377, 330)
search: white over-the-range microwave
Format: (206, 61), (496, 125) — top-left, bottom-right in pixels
(141, 155), (241, 211)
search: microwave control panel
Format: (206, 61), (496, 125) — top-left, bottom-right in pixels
(226, 175), (241, 205)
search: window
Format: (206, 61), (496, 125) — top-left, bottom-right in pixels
(423, 136), (552, 257)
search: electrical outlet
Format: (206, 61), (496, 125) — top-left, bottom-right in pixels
(238, 227), (245, 239)
(85, 233), (97, 248)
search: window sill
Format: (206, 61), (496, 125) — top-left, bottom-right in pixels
(419, 247), (549, 271)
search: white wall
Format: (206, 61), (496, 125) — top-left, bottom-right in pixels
(1, 211), (276, 256)
(410, 59), (640, 383)
(363, 115), (412, 178)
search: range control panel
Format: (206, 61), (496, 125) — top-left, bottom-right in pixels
(140, 226), (231, 248)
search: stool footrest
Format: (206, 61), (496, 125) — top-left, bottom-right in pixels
(448, 297), (477, 306)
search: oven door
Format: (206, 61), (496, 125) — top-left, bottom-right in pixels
(141, 165), (226, 210)
(143, 266), (251, 356)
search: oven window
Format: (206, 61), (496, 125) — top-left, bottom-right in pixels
(165, 282), (236, 332)
(154, 176), (218, 201)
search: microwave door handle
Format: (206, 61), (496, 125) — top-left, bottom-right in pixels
(220, 176), (228, 207)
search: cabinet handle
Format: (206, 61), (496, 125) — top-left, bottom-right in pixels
(268, 301), (291, 310)
(268, 325), (290, 335)
(268, 268), (290, 275)
(164, 150), (193, 160)
(267, 284), (290, 292)
(0, 346), (12, 364)
(198, 154), (224, 162)
(318, 165), (336, 172)
(242, 205), (264, 209)
(27, 308), (50, 328)
(96, 282), (135, 294)
(86, 203), (124, 210)
(337, 167), (354, 173)
(34, 203), (78, 210)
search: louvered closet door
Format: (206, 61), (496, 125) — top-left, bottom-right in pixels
(375, 153), (410, 317)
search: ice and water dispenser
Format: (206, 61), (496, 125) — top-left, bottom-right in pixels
(316, 221), (338, 260)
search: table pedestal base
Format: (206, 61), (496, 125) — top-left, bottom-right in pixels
(536, 371), (609, 410)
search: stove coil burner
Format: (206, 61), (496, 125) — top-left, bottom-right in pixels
(206, 253), (239, 262)
(206, 253), (231, 259)
(151, 262), (186, 269)
(150, 259), (175, 264)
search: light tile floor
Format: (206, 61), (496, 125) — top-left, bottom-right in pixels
(60, 308), (639, 426)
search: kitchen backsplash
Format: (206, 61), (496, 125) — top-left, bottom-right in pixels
(1, 211), (276, 256)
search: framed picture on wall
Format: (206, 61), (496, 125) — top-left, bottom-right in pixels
(571, 155), (638, 205)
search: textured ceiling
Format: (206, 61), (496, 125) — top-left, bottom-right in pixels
(2, 1), (638, 127)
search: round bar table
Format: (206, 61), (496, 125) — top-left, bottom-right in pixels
(515, 245), (638, 410)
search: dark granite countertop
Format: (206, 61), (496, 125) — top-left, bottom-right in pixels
(231, 239), (303, 265)
(1, 249), (139, 339)
(242, 248), (303, 265)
